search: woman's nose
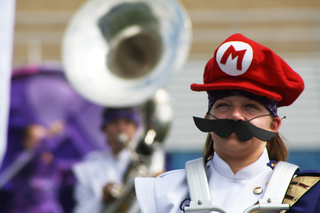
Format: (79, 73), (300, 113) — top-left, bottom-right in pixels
(228, 107), (245, 121)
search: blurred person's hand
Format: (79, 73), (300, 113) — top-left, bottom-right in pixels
(23, 124), (47, 150)
(102, 183), (124, 203)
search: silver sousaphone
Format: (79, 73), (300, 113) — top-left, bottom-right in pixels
(62, 0), (192, 107)
(62, 0), (192, 212)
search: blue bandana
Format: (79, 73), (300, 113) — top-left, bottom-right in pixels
(207, 90), (278, 117)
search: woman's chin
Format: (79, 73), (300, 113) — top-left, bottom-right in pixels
(216, 137), (250, 154)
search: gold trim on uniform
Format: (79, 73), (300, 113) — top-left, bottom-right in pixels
(252, 176), (320, 213)
(282, 176), (320, 211)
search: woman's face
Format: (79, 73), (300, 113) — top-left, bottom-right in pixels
(207, 95), (281, 160)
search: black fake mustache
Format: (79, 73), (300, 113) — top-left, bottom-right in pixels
(193, 117), (276, 141)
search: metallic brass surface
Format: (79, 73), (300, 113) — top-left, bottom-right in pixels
(253, 186), (263, 195)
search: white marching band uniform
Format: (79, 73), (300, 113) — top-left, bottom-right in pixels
(72, 149), (132, 213)
(135, 148), (291, 213)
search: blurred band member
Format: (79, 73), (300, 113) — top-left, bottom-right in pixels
(72, 107), (142, 213)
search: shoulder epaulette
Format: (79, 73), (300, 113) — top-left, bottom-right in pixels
(282, 175), (320, 208)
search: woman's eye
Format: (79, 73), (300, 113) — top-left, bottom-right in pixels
(216, 103), (229, 109)
(246, 104), (258, 109)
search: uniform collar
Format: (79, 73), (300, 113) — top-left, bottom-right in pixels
(209, 148), (270, 180)
(113, 148), (131, 161)
(104, 147), (132, 164)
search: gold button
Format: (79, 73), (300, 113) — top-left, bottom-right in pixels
(265, 180), (269, 185)
(253, 186), (263, 195)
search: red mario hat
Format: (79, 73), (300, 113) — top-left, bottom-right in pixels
(190, 33), (304, 107)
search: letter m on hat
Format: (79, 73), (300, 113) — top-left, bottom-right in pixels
(220, 45), (247, 70)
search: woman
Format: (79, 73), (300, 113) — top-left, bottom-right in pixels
(134, 33), (320, 213)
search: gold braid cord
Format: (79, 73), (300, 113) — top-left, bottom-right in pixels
(281, 176), (320, 213)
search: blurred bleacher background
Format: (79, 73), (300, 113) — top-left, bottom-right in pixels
(12, 0), (320, 171)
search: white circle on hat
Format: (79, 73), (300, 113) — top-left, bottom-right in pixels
(216, 41), (253, 76)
